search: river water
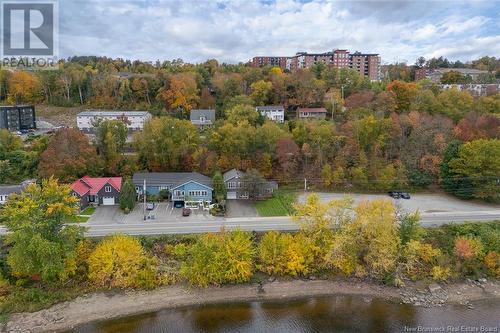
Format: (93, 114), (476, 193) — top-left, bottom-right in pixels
(71, 296), (499, 333)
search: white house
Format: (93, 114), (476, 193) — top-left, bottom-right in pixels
(77, 110), (152, 133)
(256, 105), (285, 123)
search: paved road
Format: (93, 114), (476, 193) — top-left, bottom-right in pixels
(72, 210), (500, 237)
(1, 211), (498, 237)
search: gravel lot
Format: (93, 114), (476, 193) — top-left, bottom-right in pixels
(297, 192), (500, 213)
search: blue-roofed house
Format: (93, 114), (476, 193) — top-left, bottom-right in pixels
(132, 172), (213, 209)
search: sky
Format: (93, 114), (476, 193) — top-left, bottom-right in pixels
(59, 0), (500, 64)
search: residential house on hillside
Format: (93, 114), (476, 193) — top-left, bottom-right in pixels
(77, 110), (152, 133)
(223, 169), (278, 200)
(190, 109), (215, 129)
(0, 180), (35, 204)
(440, 84), (499, 97)
(416, 68), (490, 83)
(256, 105), (285, 123)
(133, 172), (213, 208)
(70, 176), (122, 208)
(297, 107), (327, 120)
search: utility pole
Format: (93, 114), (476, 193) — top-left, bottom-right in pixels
(143, 179), (146, 220)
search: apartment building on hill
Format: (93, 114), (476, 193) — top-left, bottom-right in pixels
(251, 48), (380, 81)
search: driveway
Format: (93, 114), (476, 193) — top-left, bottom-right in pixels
(87, 206), (125, 224)
(226, 200), (258, 218)
(298, 192), (500, 214)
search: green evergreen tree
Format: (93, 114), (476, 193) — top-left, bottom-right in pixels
(119, 178), (136, 213)
(212, 171), (225, 202)
(440, 140), (473, 199)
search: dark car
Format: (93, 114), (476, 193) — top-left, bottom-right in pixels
(182, 208), (191, 216)
(388, 191), (401, 199)
(174, 201), (184, 208)
(400, 192), (411, 199)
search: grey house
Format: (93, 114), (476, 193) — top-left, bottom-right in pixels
(0, 180), (35, 205)
(190, 109), (215, 129)
(70, 176), (122, 209)
(223, 169), (278, 200)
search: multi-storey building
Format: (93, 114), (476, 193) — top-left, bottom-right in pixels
(251, 56), (288, 70)
(0, 105), (36, 131)
(252, 49), (380, 80)
(77, 110), (152, 133)
(348, 52), (381, 81)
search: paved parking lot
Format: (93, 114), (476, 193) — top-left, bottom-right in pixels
(123, 202), (216, 224)
(298, 192), (500, 213)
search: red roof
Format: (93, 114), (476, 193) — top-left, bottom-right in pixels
(71, 176), (122, 196)
(297, 107), (327, 113)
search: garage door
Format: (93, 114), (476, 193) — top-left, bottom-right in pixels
(227, 192), (237, 200)
(102, 197), (115, 205)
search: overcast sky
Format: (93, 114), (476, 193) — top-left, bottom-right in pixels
(59, 0), (500, 64)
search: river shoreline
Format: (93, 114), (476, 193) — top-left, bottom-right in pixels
(4, 278), (500, 333)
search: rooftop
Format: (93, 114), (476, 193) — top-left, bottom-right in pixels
(223, 169), (246, 182)
(78, 110), (151, 117)
(256, 105), (284, 111)
(190, 109), (216, 122)
(297, 107), (328, 113)
(71, 176), (122, 196)
(133, 172), (213, 189)
(0, 180), (35, 195)
(434, 68), (489, 74)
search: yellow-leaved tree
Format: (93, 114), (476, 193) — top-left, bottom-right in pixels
(180, 229), (254, 287)
(328, 199), (400, 280)
(87, 234), (158, 289)
(1, 178), (82, 283)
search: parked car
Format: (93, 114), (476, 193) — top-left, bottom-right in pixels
(400, 192), (411, 199)
(146, 202), (155, 210)
(174, 202), (184, 208)
(388, 191), (401, 199)
(182, 208), (191, 216)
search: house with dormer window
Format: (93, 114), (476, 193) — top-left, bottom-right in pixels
(70, 176), (122, 208)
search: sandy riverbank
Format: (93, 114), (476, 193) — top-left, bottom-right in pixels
(4, 278), (500, 333)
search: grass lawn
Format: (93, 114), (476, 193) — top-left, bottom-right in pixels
(255, 191), (297, 217)
(80, 207), (96, 216)
(69, 206), (96, 223)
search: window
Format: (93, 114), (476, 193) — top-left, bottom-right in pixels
(228, 182), (236, 189)
(104, 186), (112, 193)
